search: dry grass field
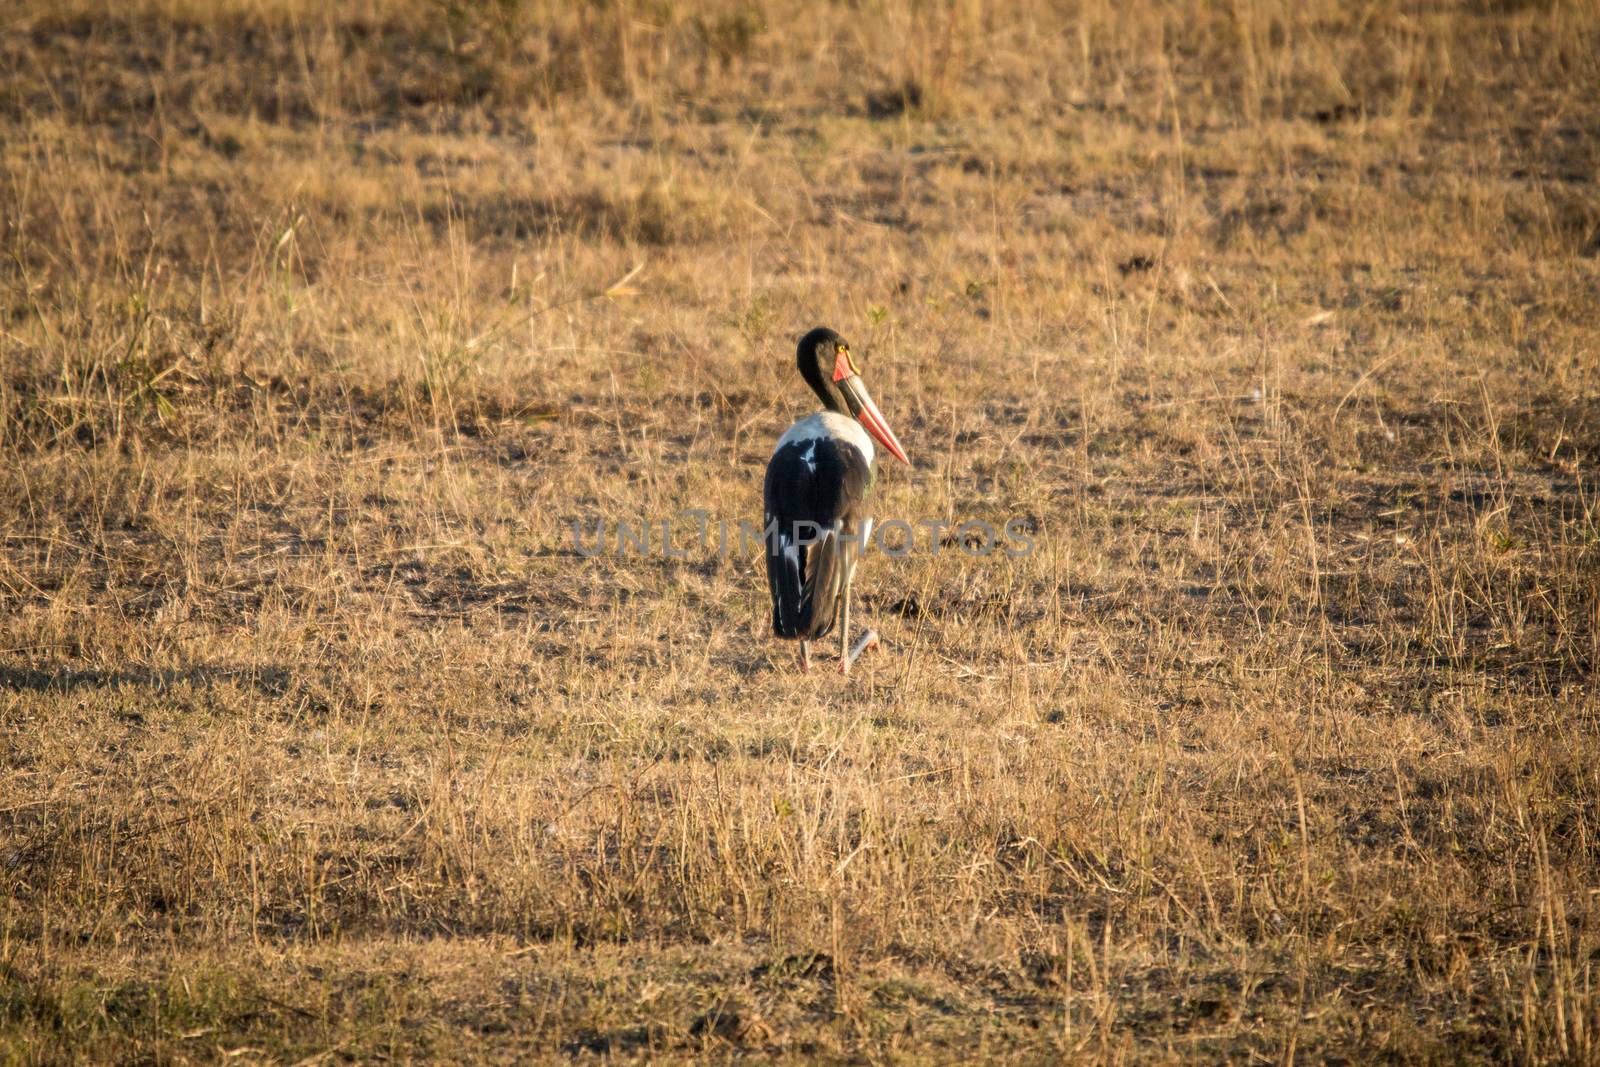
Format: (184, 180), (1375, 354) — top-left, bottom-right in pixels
(3, 0), (1599, 1061)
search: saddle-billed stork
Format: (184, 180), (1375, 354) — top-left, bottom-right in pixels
(764, 327), (909, 673)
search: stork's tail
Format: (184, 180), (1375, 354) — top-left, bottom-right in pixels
(766, 518), (843, 640)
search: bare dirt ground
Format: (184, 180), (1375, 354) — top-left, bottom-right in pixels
(2, 1), (1598, 1062)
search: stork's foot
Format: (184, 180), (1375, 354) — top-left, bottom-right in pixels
(797, 640), (812, 672)
(839, 628), (880, 673)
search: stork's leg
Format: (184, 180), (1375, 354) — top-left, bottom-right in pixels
(838, 571), (882, 674)
(797, 639), (812, 672)
(837, 578), (851, 673)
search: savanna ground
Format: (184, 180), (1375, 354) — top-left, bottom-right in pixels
(3, 0), (1599, 1062)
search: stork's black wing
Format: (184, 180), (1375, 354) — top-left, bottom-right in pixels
(763, 434), (872, 640)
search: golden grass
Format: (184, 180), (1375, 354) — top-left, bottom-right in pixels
(2, 0), (1598, 1061)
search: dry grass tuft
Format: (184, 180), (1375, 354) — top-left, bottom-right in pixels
(3, 0), (1599, 1061)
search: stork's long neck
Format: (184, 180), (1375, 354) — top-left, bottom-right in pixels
(799, 357), (849, 414)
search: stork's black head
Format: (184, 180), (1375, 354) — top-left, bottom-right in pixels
(796, 327), (853, 413)
(793, 326), (909, 464)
